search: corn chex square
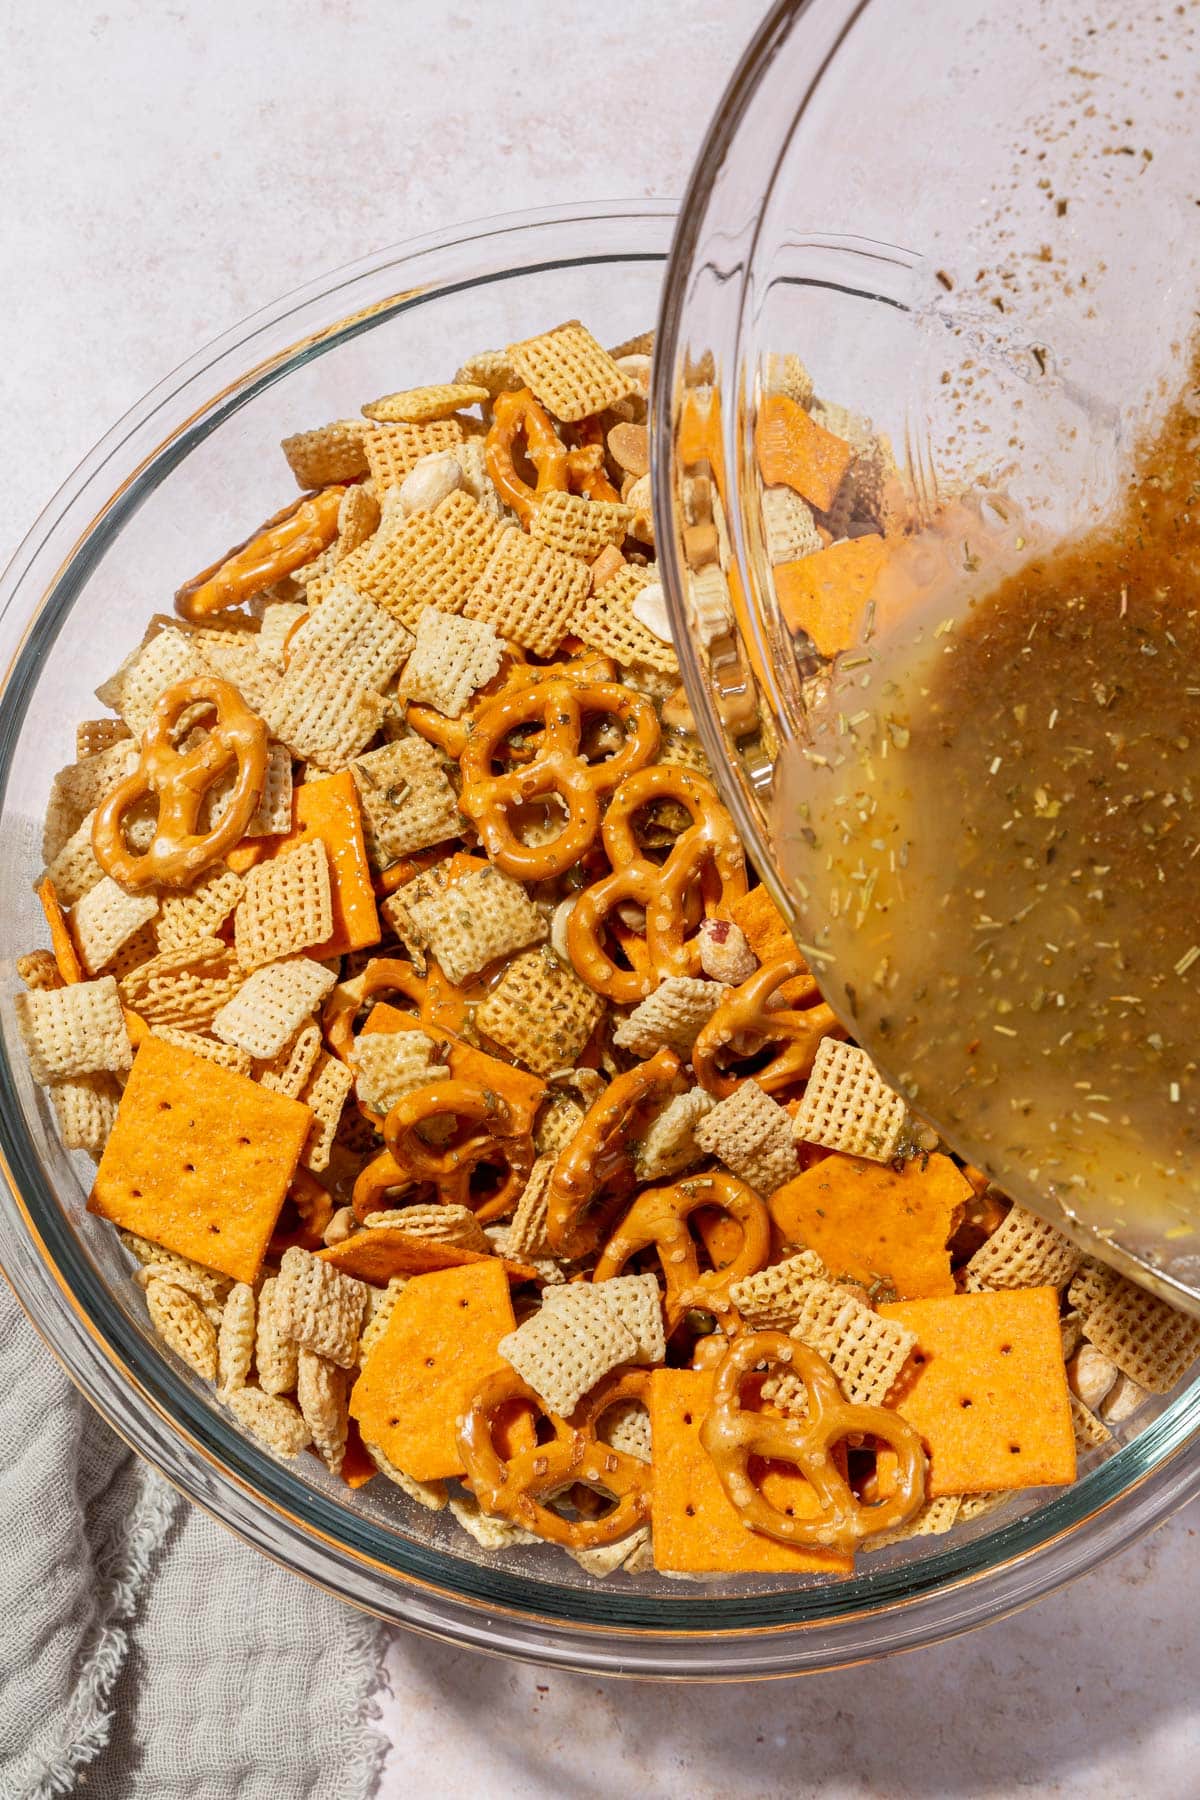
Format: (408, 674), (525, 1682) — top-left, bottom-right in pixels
(257, 601), (308, 668)
(612, 977), (728, 1058)
(1081, 1277), (1200, 1395)
(281, 420), (369, 488)
(194, 628), (275, 715)
(44, 742), (139, 866)
(119, 937), (243, 1030)
(475, 948), (605, 1076)
(362, 420), (465, 493)
(727, 1252), (830, 1328)
(50, 1072), (122, 1155)
(15, 977), (131, 1084)
(529, 490), (633, 560)
(400, 606), (504, 719)
(98, 627), (212, 738)
(507, 320), (635, 423)
(212, 957), (337, 1061)
(694, 1079), (797, 1196)
(299, 1049), (354, 1171)
(287, 580), (413, 693)
(151, 1026), (253, 1077)
(463, 530), (590, 657)
(963, 1202), (1082, 1293)
(44, 812), (105, 908)
(202, 741), (293, 840)
(499, 1299), (637, 1417)
(504, 1156), (557, 1259)
(350, 737), (462, 868)
(254, 1017), (323, 1099)
(573, 565), (680, 676)
(404, 864), (546, 986)
(791, 1037), (907, 1163)
(545, 1273), (666, 1365)
(352, 1028), (438, 1117)
(71, 877), (159, 978)
(762, 485), (823, 564)
(234, 839), (333, 970)
(273, 1246), (368, 1369)
(765, 1278), (915, 1409)
(155, 867), (245, 952)
(634, 1088), (714, 1182)
(261, 663), (387, 772)
(433, 488), (509, 560)
(362, 382), (489, 424)
(76, 718), (131, 760)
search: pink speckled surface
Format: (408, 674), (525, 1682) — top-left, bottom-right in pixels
(2, 4), (1198, 1794)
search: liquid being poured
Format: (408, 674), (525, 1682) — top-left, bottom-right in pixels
(775, 340), (1200, 1291)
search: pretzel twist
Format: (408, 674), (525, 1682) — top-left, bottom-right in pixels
(546, 1048), (681, 1259)
(594, 1169), (770, 1328)
(486, 388), (621, 526)
(353, 1077), (534, 1224)
(567, 766), (747, 1002)
(699, 1331), (927, 1554)
(91, 676), (268, 891)
(457, 1366), (651, 1548)
(693, 957), (844, 1099)
(458, 678), (660, 881)
(175, 486), (344, 620)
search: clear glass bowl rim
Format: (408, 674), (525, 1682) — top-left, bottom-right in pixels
(0, 194), (1196, 1679)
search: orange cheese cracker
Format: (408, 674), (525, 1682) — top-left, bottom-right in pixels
(770, 1152), (969, 1300)
(880, 1289), (1076, 1496)
(648, 1368), (853, 1575)
(318, 1227), (536, 1286)
(89, 1036), (311, 1283)
(727, 885), (796, 965)
(265, 771), (380, 956)
(774, 535), (887, 656)
(37, 875), (83, 984)
(349, 1261), (515, 1481)
(756, 392), (852, 512)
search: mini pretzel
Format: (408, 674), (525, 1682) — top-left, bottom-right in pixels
(175, 486), (345, 620)
(457, 1365), (651, 1547)
(91, 676), (268, 891)
(699, 1331), (927, 1554)
(546, 1047), (681, 1259)
(693, 957), (844, 1099)
(567, 765), (747, 1002)
(323, 958), (430, 1066)
(594, 1169), (770, 1328)
(486, 389), (621, 526)
(356, 1076), (534, 1223)
(458, 678), (660, 881)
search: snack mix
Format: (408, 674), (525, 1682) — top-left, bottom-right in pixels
(18, 318), (1199, 1580)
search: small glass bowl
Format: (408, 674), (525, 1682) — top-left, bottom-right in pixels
(1, 203), (1198, 1678)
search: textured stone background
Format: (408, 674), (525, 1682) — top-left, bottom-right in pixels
(2, 4), (1197, 1795)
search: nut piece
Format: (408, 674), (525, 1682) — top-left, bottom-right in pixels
(607, 421), (649, 478)
(397, 449), (463, 517)
(1100, 1370), (1149, 1424)
(698, 918), (758, 986)
(630, 581), (671, 644)
(323, 1205), (357, 1247)
(1067, 1343), (1118, 1411)
(625, 473), (653, 544)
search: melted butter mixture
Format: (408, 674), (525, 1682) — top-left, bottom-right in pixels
(776, 342), (1200, 1274)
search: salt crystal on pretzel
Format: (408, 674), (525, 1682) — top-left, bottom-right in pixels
(152, 1026), (253, 1078)
(255, 1018), (323, 1099)
(44, 811), (105, 908)
(404, 864), (546, 987)
(762, 485), (824, 564)
(281, 420), (369, 489)
(50, 1072), (121, 1156)
(475, 948), (605, 1077)
(352, 1028), (438, 1117)
(234, 838), (333, 970)
(362, 419), (465, 492)
(529, 490), (634, 560)
(287, 580), (413, 694)
(155, 866), (245, 952)
(504, 1156), (558, 1260)
(634, 1088), (714, 1182)
(253, 1275), (299, 1395)
(15, 977), (131, 1084)
(549, 1272), (666, 1366)
(350, 738), (462, 867)
(362, 381), (490, 424)
(790, 1038), (907, 1163)
(274, 1245), (368, 1369)
(727, 1252), (830, 1328)
(400, 606), (504, 719)
(498, 1300), (637, 1418)
(962, 1201), (1082, 1293)
(144, 1277), (219, 1382)
(758, 1278), (915, 1409)
(463, 530), (590, 657)
(261, 662), (387, 772)
(226, 1385), (312, 1457)
(1079, 1275), (1200, 1394)
(296, 1348), (350, 1473)
(572, 565), (681, 677)
(119, 937), (243, 1031)
(71, 877), (159, 978)
(298, 1050), (354, 1173)
(507, 319), (635, 423)
(612, 976), (729, 1059)
(694, 1080), (796, 1197)
(213, 957), (337, 1061)
(216, 1282), (256, 1396)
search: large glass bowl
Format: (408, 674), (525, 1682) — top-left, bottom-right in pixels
(2, 203), (1199, 1679)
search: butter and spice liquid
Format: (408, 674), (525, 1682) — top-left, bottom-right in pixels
(776, 343), (1200, 1280)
